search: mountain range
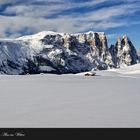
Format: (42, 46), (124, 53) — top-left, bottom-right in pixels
(0, 31), (139, 74)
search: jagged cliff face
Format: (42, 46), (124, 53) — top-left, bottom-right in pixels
(30, 31), (114, 73)
(109, 35), (139, 68)
(0, 31), (139, 74)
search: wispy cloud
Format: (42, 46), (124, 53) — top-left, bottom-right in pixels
(0, 0), (140, 38)
(2, 0), (107, 17)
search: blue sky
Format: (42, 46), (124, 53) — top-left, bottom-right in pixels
(0, 0), (140, 48)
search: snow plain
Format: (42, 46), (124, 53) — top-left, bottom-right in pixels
(0, 64), (140, 128)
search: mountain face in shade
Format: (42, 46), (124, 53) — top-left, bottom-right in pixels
(0, 31), (139, 74)
(109, 35), (139, 68)
(136, 49), (140, 61)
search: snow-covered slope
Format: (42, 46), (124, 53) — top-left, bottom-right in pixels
(109, 63), (140, 75)
(0, 73), (140, 127)
(0, 31), (139, 74)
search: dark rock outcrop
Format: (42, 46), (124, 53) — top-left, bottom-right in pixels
(109, 35), (139, 68)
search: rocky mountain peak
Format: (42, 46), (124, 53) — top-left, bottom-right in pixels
(109, 35), (139, 68)
(116, 36), (122, 49)
(0, 31), (139, 74)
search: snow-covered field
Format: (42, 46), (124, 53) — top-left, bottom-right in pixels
(0, 64), (140, 128)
